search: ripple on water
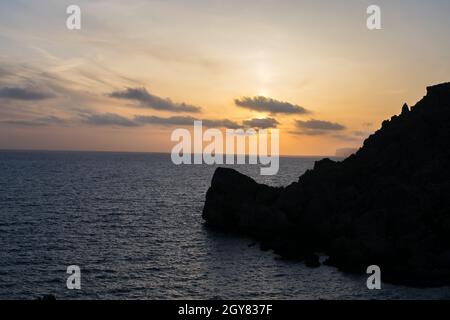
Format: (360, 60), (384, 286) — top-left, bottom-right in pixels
(1, 151), (449, 299)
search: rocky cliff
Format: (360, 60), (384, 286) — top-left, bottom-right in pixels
(202, 83), (450, 287)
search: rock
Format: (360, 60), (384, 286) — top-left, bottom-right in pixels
(304, 254), (321, 268)
(36, 294), (56, 301)
(202, 167), (287, 236)
(202, 82), (450, 287)
(401, 103), (409, 115)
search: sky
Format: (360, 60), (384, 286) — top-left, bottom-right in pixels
(0, 0), (449, 156)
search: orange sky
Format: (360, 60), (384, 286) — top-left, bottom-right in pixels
(1, 0), (449, 155)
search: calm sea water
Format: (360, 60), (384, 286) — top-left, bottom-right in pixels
(1, 150), (449, 300)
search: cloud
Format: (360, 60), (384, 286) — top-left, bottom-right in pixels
(291, 119), (346, 136)
(296, 119), (346, 131)
(109, 88), (201, 113)
(0, 87), (54, 100)
(0, 116), (67, 127)
(332, 134), (362, 142)
(81, 113), (277, 130)
(234, 96), (309, 115)
(0, 66), (12, 78)
(81, 114), (240, 128)
(202, 119), (241, 129)
(82, 113), (141, 127)
(136, 116), (279, 129)
(135, 115), (241, 128)
(134, 115), (194, 126)
(242, 117), (279, 129)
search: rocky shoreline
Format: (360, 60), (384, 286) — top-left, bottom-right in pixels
(202, 83), (450, 287)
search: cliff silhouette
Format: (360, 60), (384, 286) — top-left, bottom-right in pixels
(202, 82), (450, 287)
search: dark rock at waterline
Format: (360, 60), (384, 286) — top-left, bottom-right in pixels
(36, 294), (56, 301)
(202, 83), (450, 287)
(305, 254), (321, 268)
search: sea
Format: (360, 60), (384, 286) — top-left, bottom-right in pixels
(1, 150), (449, 300)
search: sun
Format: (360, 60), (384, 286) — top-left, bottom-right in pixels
(258, 88), (269, 97)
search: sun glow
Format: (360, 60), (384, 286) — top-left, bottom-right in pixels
(258, 88), (269, 97)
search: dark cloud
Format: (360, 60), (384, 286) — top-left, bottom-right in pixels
(135, 115), (241, 129)
(134, 115), (195, 126)
(81, 114), (240, 129)
(81, 113), (276, 130)
(332, 134), (362, 142)
(234, 96), (309, 115)
(0, 116), (67, 127)
(109, 88), (201, 113)
(291, 119), (346, 136)
(242, 117), (279, 129)
(296, 119), (345, 131)
(82, 113), (141, 127)
(37, 116), (68, 125)
(202, 119), (241, 129)
(289, 129), (329, 136)
(0, 87), (54, 100)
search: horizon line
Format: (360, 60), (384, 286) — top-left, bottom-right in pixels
(0, 148), (340, 158)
